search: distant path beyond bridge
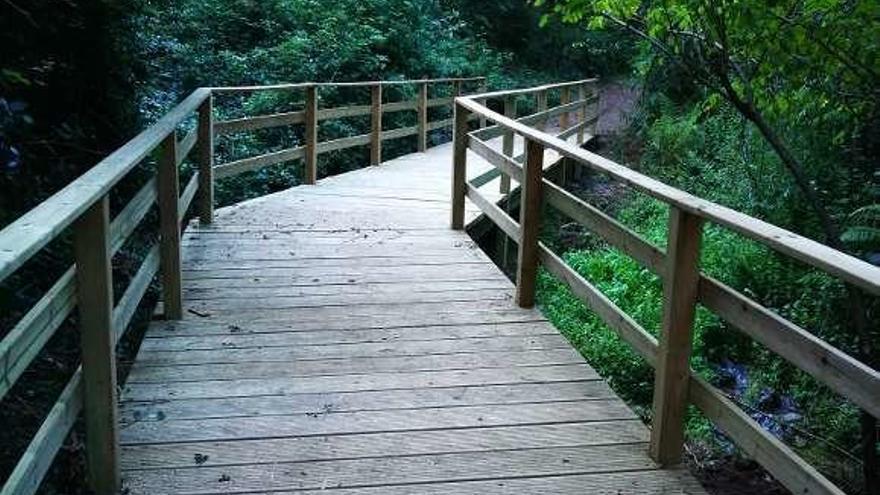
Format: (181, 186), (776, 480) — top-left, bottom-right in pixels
(119, 141), (705, 494)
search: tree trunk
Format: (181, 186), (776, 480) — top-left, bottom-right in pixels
(721, 84), (878, 495)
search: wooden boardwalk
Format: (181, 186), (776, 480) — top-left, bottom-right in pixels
(119, 142), (706, 494)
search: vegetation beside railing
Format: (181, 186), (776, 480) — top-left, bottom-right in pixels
(453, 81), (880, 495)
(0, 76), (483, 495)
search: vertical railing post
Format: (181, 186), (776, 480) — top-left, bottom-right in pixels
(515, 139), (544, 307)
(478, 79), (488, 129)
(500, 96), (515, 195)
(158, 132), (183, 320)
(450, 100), (469, 230)
(536, 89), (548, 131)
(197, 94), (214, 224)
(73, 195), (120, 495)
(560, 86), (570, 130)
(588, 81), (599, 136)
(559, 86), (572, 186)
(649, 206), (703, 465)
(577, 83), (587, 144)
(304, 84), (318, 184)
(370, 83), (383, 166)
(417, 82), (428, 152)
(452, 80), (462, 98)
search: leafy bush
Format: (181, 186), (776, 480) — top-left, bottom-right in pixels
(537, 101), (877, 487)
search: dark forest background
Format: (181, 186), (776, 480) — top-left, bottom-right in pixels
(1, 1), (877, 493)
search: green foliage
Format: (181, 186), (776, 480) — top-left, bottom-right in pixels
(843, 205), (880, 252)
(537, 99), (877, 486)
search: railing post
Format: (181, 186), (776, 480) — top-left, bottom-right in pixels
(536, 89), (548, 131)
(197, 94), (214, 224)
(478, 79), (488, 129)
(304, 84), (318, 183)
(417, 82), (428, 152)
(559, 87), (572, 186)
(500, 96), (515, 195)
(370, 83), (383, 166)
(73, 195), (120, 495)
(649, 206), (703, 465)
(588, 81), (599, 137)
(158, 132), (183, 320)
(516, 139), (544, 307)
(560, 86), (570, 130)
(577, 83), (587, 144)
(450, 100), (469, 230)
(452, 80), (462, 97)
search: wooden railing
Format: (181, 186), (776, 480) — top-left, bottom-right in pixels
(0, 76), (484, 495)
(452, 80), (880, 495)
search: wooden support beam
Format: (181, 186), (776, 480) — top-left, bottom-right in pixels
(370, 84), (383, 166)
(536, 90), (548, 131)
(304, 85), (318, 183)
(587, 82), (598, 137)
(157, 132), (183, 320)
(72, 196), (120, 495)
(417, 83), (428, 152)
(577, 84), (587, 144)
(451, 102), (469, 230)
(560, 87), (570, 130)
(649, 206), (703, 465)
(197, 95), (213, 224)
(478, 80), (488, 128)
(500, 96), (515, 195)
(516, 139), (544, 307)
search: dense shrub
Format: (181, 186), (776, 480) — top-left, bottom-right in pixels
(537, 101), (877, 488)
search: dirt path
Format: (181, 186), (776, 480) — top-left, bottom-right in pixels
(596, 81), (640, 135)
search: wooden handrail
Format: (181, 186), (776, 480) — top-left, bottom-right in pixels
(209, 77), (485, 93)
(455, 78), (879, 495)
(0, 88), (210, 284)
(468, 78), (597, 101)
(456, 95), (880, 296)
(0, 76), (486, 495)
(210, 77), (486, 179)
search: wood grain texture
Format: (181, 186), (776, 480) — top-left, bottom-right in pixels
(119, 132), (704, 494)
(515, 139), (543, 307)
(197, 96), (213, 223)
(304, 85), (318, 184)
(650, 207), (703, 465)
(370, 84), (382, 165)
(73, 196), (120, 495)
(157, 133), (183, 319)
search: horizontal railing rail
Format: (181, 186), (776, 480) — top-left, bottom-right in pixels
(0, 76), (484, 495)
(210, 78), (485, 182)
(451, 79), (880, 495)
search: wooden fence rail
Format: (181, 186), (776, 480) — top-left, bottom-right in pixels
(0, 76), (483, 495)
(451, 80), (880, 495)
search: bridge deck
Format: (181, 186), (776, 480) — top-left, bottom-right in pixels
(119, 142), (706, 494)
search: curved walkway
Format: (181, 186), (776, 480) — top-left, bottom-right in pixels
(119, 142), (705, 494)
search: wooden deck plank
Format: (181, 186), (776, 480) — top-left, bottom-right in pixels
(121, 400), (638, 445)
(119, 421), (647, 470)
(121, 381), (617, 422)
(130, 334), (575, 367)
(122, 444), (660, 494)
(120, 141), (706, 494)
(125, 348), (585, 383)
(137, 321), (557, 352)
(122, 364), (598, 401)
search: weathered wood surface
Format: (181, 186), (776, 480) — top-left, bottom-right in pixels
(120, 141), (706, 494)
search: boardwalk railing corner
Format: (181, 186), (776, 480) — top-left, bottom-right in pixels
(0, 76), (484, 495)
(451, 79), (880, 495)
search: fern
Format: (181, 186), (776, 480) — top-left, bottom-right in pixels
(842, 205), (880, 250)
